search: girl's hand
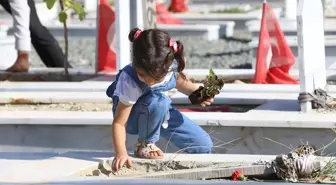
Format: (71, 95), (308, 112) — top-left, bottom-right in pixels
(201, 97), (214, 107)
(112, 152), (132, 172)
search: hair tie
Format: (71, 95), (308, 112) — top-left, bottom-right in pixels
(169, 39), (178, 53)
(134, 30), (142, 40)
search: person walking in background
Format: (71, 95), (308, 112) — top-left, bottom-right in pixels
(0, 0), (71, 72)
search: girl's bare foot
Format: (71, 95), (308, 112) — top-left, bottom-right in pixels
(5, 51), (29, 72)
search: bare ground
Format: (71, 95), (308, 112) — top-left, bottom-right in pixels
(0, 103), (113, 112)
(0, 103), (256, 112)
(83, 160), (249, 177)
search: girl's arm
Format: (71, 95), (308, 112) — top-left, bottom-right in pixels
(176, 74), (199, 96)
(111, 71), (142, 155)
(112, 102), (133, 155)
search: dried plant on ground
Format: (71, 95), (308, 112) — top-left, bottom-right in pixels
(265, 129), (336, 183)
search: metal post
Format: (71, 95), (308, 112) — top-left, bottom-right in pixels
(297, 0), (326, 113)
(130, 0), (144, 29)
(95, 0), (100, 73)
(115, 0), (131, 70)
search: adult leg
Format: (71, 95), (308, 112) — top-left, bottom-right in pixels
(160, 107), (213, 154)
(0, 0), (30, 72)
(0, 0), (12, 14)
(112, 93), (171, 158)
(27, 0), (72, 68)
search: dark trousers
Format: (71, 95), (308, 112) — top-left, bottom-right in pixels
(0, 0), (71, 68)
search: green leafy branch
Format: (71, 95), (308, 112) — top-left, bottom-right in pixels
(43, 0), (86, 81)
(44, 0), (86, 23)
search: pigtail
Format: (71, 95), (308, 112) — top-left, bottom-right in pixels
(174, 41), (187, 79)
(128, 28), (142, 42)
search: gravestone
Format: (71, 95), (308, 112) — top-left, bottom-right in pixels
(284, 0), (297, 20)
(142, 0), (157, 29)
(297, 0), (327, 112)
(323, 0), (336, 17)
(83, 0), (97, 12)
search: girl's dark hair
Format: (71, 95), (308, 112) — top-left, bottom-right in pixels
(128, 28), (186, 81)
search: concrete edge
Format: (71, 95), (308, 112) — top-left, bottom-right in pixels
(249, 36), (336, 47)
(42, 23), (223, 30)
(1, 152), (333, 183)
(4, 82), (336, 94)
(0, 91), (308, 104)
(0, 67), (98, 81)
(138, 165), (272, 180)
(2, 68), (336, 82)
(178, 69), (336, 81)
(173, 13), (260, 20)
(26, 24), (223, 39)
(2, 82), (336, 92)
(3, 89), (336, 105)
(190, 0), (284, 5)
(0, 153), (275, 183)
(157, 24), (221, 30)
(0, 67), (96, 74)
(246, 20), (336, 33)
(0, 153), (101, 183)
(35, 177), (335, 185)
(1, 110), (336, 128)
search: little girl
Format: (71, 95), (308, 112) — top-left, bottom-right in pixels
(106, 28), (214, 172)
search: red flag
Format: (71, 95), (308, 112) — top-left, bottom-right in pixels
(252, 2), (298, 84)
(168, 0), (189, 13)
(97, 0), (116, 72)
(156, 2), (183, 24)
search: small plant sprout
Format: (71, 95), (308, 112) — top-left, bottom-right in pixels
(189, 66), (225, 104)
(43, 0), (86, 80)
(200, 66), (225, 100)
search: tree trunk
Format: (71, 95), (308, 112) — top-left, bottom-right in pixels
(59, 0), (70, 81)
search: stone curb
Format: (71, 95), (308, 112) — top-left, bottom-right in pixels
(1, 68), (336, 82)
(139, 165), (272, 180)
(1, 82), (336, 93)
(1, 108), (336, 128)
(0, 91), (307, 104)
(27, 24), (224, 41)
(0, 152), (332, 183)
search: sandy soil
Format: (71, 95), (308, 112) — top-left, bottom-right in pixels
(0, 103), (256, 112)
(84, 160), (249, 177)
(0, 103), (113, 112)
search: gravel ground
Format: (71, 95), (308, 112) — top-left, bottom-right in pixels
(28, 36), (255, 70)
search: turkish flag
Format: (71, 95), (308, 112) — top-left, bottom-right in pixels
(168, 0), (188, 13)
(156, 2), (183, 24)
(97, 0), (116, 72)
(252, 2), (298, 84)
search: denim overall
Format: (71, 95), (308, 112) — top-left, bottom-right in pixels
(106, 61), (213, 154)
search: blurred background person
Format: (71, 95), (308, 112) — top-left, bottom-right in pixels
(0, 0), (71, 72)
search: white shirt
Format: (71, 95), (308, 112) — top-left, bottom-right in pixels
(114, 71), (174, 105)
(9, 0), (31, 51)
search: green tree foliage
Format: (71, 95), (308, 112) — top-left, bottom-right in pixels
(43, 0), (86, 80)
